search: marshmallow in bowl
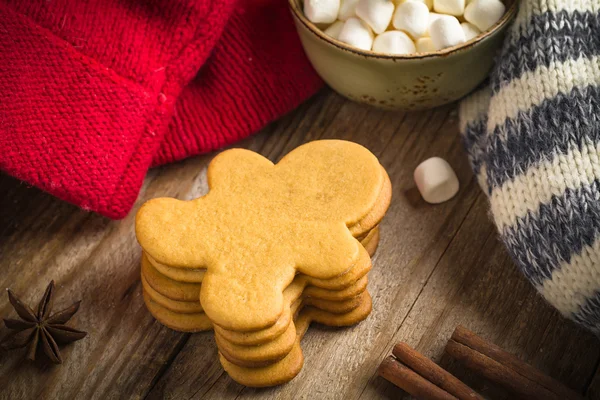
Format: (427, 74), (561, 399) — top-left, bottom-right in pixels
(461, 22), (481, 40)
(338, 0), (360, 20)
(338, 17), (374, 50)
(355, 0), (395, 34)
(429, 15), (465, 50)
(304, 0), (340, 24)
(394, 0), (433, 10)
(425, 12), (445, 36)
(324, 20), (346, 39)
(415, 37), (436, 52)
(372, 31), (416, 54)
(304, 0), (506, 53)
(433, 0), (465, 16)
(393, 1), (430, 39)
(464, 0), (506, 31)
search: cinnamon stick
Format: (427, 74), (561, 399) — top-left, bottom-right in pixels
(378, 356), (458, 400)
(392, 343), (484, 400)
(447, 326), (582, 400)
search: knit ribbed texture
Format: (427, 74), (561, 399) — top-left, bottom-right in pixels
(460, 0), (600, 333)
(0, 0), (323, 218)
(155, 2), (323, 166)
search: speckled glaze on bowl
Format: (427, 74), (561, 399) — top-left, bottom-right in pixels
(289, 0), (517, 110)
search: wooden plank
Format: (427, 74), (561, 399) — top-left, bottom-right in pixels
(361, 195), (600, 399)
(0, 89), (598, 400)
(144, 92), (486, 399)
(0, 91), (330, 399)
(0, 129), (269, 399)
(584, 366), (600, 400)
(0, 162), (202, 399)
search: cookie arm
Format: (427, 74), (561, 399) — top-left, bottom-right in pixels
(293, 222), (360, 280)
(135, 197), (207, 268)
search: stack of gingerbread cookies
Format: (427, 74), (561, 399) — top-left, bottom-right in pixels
(136, 140), (392, 387)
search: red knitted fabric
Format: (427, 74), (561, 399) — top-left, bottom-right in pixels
(157, 2), (323, 166)
(0, 0), (322, 218)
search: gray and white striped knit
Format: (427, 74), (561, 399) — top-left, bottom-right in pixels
(460, 0), (600, 333)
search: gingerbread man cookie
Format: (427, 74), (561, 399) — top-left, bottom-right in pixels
(136, 140), (390, 331)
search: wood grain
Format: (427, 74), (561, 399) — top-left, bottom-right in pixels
(448, 326), (581, 400)
(0, 89), (598, 400)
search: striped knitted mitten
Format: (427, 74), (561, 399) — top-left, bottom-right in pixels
(460, 0), (600, 333)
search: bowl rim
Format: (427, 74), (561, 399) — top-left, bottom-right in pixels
(288, 0), (518, 60)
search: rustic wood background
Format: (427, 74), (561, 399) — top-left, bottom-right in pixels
(1, 89), (600, 400)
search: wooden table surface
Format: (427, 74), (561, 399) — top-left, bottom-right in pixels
(1, 89), (600, 400)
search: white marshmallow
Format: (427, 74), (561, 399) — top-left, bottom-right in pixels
(429, 15), (466, 50)
(393, 1), (430, 39)
(338, 17), (374, 50)
(394, 0), (433, 10)
(355, 0), (395, 34)
(425, 12), (444, 36)
(416, 37), (436, 52)
(433, 0), (465, 16)
(414, 157), (459, 204)
(461, 22), (481, 40)
(324, 20), (345, 39)
(372, 30), (416, 54)
(464, 0), (506, 31)
(338, 0), (360, 20)
(304, 0), (341, 24)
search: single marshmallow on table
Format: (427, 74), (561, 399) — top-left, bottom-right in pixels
(393, 1), (430, 39)
(394, 0), (433, 10)
(461, 22), (481, 40)
(372, 31), (416, 54)
(355, 0), (395, 34)
(338, 0), (359, 20)
(324, 20), (345, 39)
(414, 157), (459, 204)
(464, 0), (506, 31)
(338, 17), (374, 50)
(429, 15), (466, 50)
(304, 0), (340, 24)
(433, 0), (465, 16)
(416, 37), (436, 52)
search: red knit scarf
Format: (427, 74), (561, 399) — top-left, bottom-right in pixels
(0, 0), (322, 218)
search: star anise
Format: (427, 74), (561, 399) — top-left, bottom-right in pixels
(1, 281), (87, 364)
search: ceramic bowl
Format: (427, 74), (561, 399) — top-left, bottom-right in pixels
(289, 0), (517, 110)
